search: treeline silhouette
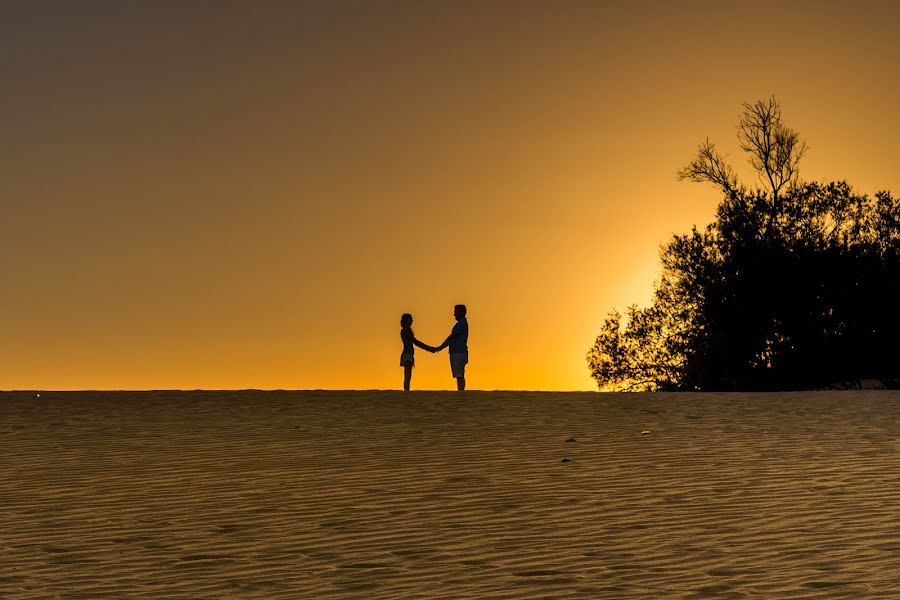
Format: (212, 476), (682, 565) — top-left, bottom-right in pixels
(589, 97), (900, 391)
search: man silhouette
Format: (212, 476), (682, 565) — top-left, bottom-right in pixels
(435, 304), (468, 391)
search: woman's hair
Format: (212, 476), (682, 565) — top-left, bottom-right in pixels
(400, 313), (413, 328)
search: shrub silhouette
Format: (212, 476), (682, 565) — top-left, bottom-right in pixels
(588, 98), (900, 391)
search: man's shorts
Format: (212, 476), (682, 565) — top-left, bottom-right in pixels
(400, 352), (414, 367)
(449, 352), (468, 378)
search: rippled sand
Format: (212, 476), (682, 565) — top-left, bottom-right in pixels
(2, 390), (899, 598)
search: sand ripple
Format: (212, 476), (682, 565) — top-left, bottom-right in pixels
(2, 390), (899, 598)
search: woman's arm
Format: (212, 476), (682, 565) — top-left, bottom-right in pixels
(413, 337), (436, 352)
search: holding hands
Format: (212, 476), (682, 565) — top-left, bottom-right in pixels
(411, 336), (440, 354)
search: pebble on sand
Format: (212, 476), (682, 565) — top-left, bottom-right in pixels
(561, 458), (572, 463)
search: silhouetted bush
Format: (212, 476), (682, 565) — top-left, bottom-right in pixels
(588, 98), (900, 391)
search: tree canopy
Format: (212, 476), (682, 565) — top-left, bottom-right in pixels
(588, 98), (900, 391)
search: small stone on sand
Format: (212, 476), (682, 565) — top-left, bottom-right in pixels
(566, 438), (577, 443)
(561, 458), (571, 463)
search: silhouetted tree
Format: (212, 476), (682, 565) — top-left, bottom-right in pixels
(588, 98), (900, 391)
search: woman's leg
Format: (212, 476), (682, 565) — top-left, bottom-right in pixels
(403, 364), (413, 391)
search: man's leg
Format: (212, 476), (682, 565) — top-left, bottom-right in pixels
(404, 364), (413, 391)
(450, 354), (467, 391)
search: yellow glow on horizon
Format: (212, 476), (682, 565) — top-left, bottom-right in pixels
(3, 2), (900, 391)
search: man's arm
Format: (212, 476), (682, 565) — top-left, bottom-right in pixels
(435, 332), (457, 353)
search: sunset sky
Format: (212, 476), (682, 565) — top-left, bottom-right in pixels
(3, 0), (900, 391)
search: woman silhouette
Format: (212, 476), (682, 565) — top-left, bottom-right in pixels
(400, 313), (436, 391)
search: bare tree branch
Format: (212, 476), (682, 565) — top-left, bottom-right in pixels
(737, 95), (807, 202)
(676, 139), (740, 197)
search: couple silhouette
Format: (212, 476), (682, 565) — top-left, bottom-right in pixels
(400, 304), (468, 391)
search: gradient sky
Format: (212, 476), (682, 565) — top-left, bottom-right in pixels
(3, 0), (900, 390)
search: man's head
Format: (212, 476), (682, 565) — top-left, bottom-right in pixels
(454, 304), (467, 321)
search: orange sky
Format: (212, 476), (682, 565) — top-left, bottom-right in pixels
(3, 1), (900, 390)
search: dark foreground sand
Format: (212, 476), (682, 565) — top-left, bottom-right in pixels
(2, 390), (899, 598)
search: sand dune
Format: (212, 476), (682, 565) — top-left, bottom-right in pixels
(2, 390), (899, 598)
